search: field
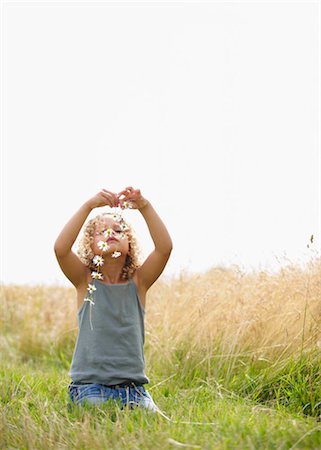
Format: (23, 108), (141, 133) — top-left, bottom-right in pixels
(1, 257), (321, 449)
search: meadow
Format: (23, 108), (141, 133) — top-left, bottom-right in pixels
(1, 256), (321, 449)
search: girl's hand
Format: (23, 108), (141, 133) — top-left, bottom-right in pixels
(117, 186), (149, 210)
(86, 189), (119, 209)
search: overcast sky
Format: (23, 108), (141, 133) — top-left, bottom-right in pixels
(1, 1), (320, 286)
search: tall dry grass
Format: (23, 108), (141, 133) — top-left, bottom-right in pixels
(1, 257), (320, 367)
(146, 258), (321, 361)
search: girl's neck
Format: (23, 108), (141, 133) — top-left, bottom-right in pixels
(99, 256), (126, 284)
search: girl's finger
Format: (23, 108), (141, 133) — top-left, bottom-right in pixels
(102, 189), (117, 197)
(101, 191), (113, 200)
(117, 190), (130, 200)
(101, 192), (117, 206)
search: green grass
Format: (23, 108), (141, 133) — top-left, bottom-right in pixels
(1, 345), (321, 449)
(2, 260), (321, 449)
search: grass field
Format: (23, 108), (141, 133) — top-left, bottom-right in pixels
(1, 257), (321, 449)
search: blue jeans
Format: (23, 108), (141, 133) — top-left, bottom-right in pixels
(68, 381), (158, 412)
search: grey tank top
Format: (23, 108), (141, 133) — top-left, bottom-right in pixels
(68, 278), (150, 385)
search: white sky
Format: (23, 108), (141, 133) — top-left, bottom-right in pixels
(1, 1), (320, 286)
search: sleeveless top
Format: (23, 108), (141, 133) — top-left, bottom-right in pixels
(68, 278), (150, 385)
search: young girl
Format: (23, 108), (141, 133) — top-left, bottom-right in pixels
(54, 186), (173, 412)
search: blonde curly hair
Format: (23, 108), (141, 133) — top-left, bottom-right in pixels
(77, 212), (142, 281)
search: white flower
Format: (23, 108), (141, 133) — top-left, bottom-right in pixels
(120, 232), (126, 240)
(91, 271), (103, 280)
(124, 201), (133, 209)
(87, 283), (96, 294)
(120, 222), (129, 231)
(112, 213), (122, 222)
(93, 255), (104, 266)
(103, 228), (113, 239)
(110, 206), (123, 222)
(97, 240), (110, 252)
(84, 297), (95, 305)
(112, 251), (121, 258)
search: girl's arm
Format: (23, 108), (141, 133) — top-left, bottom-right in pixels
(118, 187), (173, 290)
(54, 189), (118, 287)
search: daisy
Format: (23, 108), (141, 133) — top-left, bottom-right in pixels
(98, 240), (110, 252)
(91, 271), (103, 280)
(87, 283), (96, 294)
(103, 228), (113, 239)
(93, 255), (104, 266)
(112, 213), (122, 223)
(122, 201), (133, 209)
(112, 251), (121, 258)
(120, 222), (129, 231)
(84, 297), (95, 305)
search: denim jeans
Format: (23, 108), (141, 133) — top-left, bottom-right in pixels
(68, 381), (158, 412)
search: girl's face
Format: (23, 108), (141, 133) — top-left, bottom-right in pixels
(92, 217), (129, 256)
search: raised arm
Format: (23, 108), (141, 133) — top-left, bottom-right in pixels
(54, 189), (118, 287)
(118, 187), (173, 290)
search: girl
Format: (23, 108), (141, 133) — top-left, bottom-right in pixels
(54, 186), (173, 412)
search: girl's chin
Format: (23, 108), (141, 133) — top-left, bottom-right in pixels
(99, 250), (124, 256)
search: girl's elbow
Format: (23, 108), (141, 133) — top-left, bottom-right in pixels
(165, 242), (173, 255)
(156, 238), (173, 256)
(54, 244), (63, 257)
(54, 241), (68, 257)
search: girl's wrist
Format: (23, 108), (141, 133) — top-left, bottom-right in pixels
(83, 200), (95, 211)
(138, 199), (150, 211)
